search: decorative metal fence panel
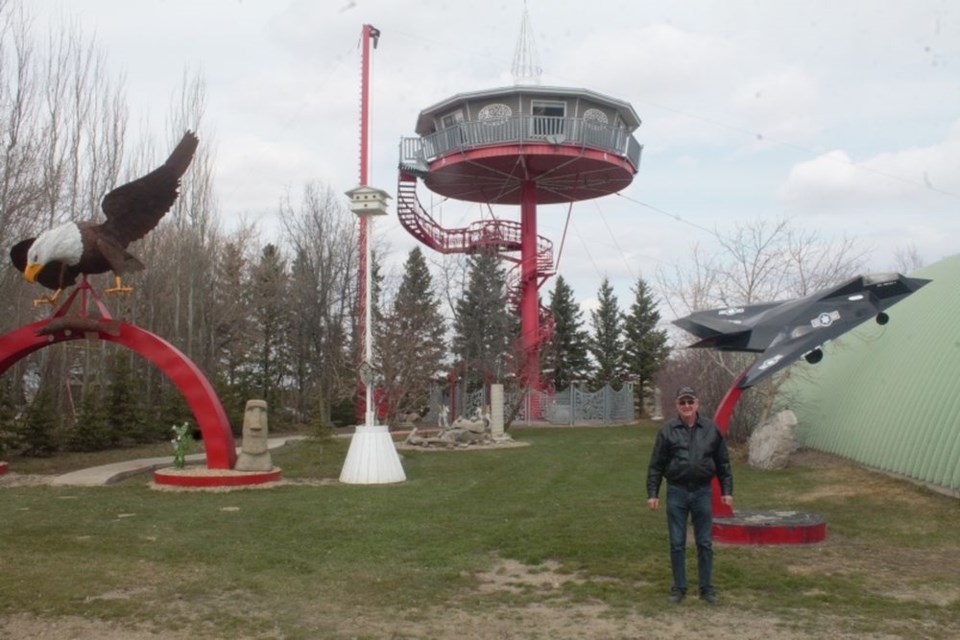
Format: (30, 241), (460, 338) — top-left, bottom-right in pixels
(426, 382), (634, 426)
(509, 383), (635, 424)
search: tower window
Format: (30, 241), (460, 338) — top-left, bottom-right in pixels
(531, 100), (565, 137)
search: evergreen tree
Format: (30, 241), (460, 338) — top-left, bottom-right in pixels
(17, 386), (59, 457)
(0, 379), (19, 456)
(547, 275), (592, 390)
(452, 250), (513, 389)
(376, 247), (447, 424)
(158, 385), (194, 435)
(67, 385), (111, 452)
(212, 239), (253, 389)
(250, 244), (290, 413)
(106, 354), (148, 444)
(622, 275), (671, 414)
(589, 277), (624, 388)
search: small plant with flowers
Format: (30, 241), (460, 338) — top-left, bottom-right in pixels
(171, 422), (192, 469)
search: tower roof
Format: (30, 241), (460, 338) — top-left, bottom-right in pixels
(414, 85), (642, 135)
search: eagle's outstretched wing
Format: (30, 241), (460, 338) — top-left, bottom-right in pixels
(99, 130), (199, 244)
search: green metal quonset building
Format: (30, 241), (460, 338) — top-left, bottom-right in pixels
(779, 253), (960, 496)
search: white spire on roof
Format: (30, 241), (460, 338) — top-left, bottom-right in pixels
(510, 1), (542, 85)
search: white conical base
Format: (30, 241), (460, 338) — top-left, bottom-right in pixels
(339, 425), (406, 484)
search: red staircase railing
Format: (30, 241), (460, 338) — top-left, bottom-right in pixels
(397, 170), (556, 368)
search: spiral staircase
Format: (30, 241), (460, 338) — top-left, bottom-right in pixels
(396, 170), (556, 373)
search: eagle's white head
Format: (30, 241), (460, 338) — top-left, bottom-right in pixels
(24, 222), (83, 283)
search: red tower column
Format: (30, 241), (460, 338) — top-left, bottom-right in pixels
(520, 178), (540, 393)
(355, 23), (375, 423)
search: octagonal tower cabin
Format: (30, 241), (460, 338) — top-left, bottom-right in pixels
(396, 10), (642, 407)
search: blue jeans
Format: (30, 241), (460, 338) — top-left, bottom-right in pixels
(666, 483), (714, 594)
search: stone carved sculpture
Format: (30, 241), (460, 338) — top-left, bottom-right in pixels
(234, 399), (273, 472)
(404, 404), (512, 449)
(437, 403), (449, 429)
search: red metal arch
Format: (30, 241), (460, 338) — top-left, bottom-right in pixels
(0, 318), (236, 469)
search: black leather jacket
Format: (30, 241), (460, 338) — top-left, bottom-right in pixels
(647, 414), (733, 498)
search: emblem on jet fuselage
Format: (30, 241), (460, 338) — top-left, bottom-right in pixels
(811, 310), (840, 328)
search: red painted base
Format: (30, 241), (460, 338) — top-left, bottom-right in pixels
(153, 468), (282, 488)
(711, 373), (828, 545)
(0, 461), (8, 475)
(713, 510), (827, 545)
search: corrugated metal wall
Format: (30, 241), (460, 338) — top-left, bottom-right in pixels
(778, 254), (960, 493)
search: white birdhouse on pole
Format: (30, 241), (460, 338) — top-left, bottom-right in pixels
(347, 185), (391, 217)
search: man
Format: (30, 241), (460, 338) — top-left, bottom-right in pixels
(646, 386), (733, 605)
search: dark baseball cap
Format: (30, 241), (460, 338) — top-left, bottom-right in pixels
(676, 386), (698, 400)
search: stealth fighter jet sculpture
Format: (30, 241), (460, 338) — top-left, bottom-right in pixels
(673, 272), (929, 389)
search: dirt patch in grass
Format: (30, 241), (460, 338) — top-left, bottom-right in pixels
(474, 557), (585, 593)
(1, 551), (926, 639)
(2, 546), (956, 639)
(0, 614), (191, 640)
(0, 472), (55, 487)
(0, 604), (905, 640)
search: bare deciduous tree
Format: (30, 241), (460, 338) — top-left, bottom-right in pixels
(280, 182), (359, 427)
(894, 243), (925, 273)
(0, 2), (129, 440)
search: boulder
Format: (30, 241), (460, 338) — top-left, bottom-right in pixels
(748, 409), (798, 470)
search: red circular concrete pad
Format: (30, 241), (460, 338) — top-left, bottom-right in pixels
(714, 510), (827, 544)
(153, 468), (282, 488)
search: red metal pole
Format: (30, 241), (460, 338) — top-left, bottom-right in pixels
(520, 179), (540, 395)
(355, 24), (375, 423)
(359, 25), (373, 188)
(710, 368), (749, 517)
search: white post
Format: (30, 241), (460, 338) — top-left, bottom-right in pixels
(340, 186), (405, 484)
(364, 219), (375, 428)
(490, 383), (505, 439)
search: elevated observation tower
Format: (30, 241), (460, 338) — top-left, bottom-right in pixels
(396, 10), (642, 405)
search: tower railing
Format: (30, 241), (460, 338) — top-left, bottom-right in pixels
(396, 173), (554, 263)
(400, 115), (642, 170)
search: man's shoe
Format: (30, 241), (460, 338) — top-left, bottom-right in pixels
(669, 588), (686, 604)
(700, 591), (718, 605)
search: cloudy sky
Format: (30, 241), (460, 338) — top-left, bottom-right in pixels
(31, 0), (960, 316)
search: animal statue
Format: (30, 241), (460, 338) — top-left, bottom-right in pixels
(9, 131), (199, 302)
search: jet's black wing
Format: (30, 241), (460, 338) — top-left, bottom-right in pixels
(673, 301), (785, 351)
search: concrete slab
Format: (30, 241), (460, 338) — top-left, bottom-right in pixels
(50, 436), (307, 487)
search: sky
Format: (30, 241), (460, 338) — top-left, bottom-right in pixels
(29, 0), (960, 319)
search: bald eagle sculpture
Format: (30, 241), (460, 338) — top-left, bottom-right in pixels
(10, 131), (199, 295)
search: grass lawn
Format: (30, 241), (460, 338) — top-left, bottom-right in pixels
(1, 423), (958, 639)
